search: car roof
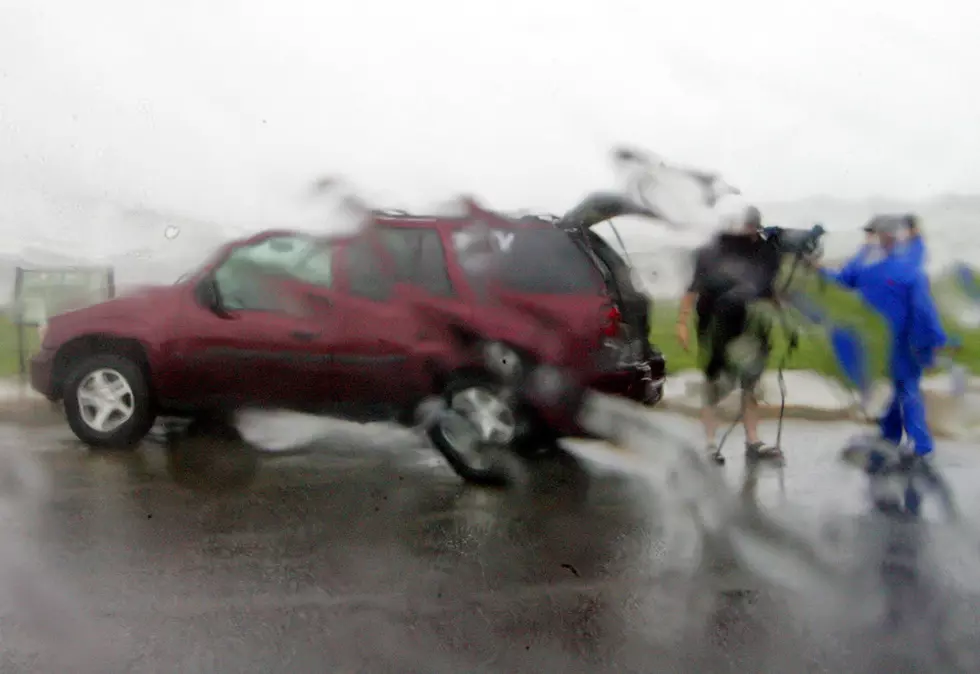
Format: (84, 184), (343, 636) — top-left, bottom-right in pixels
(234, 204), (561, 248)
(372, 210), (557, 232)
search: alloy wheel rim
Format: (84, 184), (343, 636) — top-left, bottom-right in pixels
(77, 368), (136, 433)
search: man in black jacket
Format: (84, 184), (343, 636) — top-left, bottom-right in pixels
(675, 206), (784, 464)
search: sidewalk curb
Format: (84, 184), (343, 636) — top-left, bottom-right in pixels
(660, 369), (980, 441)
(659, 398), (857, 423)
(0, 378), (62, 424)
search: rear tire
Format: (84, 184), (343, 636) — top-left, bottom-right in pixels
(63, 353), (156, 449)
(427, 411), (511, 487)
(426, 375), (519, 487)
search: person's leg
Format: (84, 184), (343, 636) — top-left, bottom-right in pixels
(878, 385), (904, 446)
(740, 325), (782, 461)
(711, 291), (779, 460)
(896, 377), (934, 456)
(739, 303), (767, 446)
(698, 314), (730, 463)
(741, 388), (762, 445)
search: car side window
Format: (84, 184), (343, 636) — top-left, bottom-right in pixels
(345, 239), (392, 301)
(213, 236), (332, 312)
(292, 245), (335, 287)
(380, 228), (454, 297)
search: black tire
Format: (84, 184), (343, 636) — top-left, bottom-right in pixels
(63, 353), (156, 449)
(643, 381), (665, 407)
(512, 416), (563, 459)
(427, 411), (511, 487)
(426, 375), (520, 487)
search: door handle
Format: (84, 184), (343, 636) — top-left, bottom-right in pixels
(290, 330), (320, 342)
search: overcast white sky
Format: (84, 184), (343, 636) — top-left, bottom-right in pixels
(2, 0), (979, 238)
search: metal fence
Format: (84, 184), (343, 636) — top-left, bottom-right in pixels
(2, 266), (115, 380)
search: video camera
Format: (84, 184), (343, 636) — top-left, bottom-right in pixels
(760, 223), (826, 258)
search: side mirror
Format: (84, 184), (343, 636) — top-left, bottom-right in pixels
(195, 277), (235, 319)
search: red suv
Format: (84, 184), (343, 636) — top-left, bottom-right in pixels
(30, 194), (665, 484)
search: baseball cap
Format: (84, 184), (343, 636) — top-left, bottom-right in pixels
(863, 214), (907, 235)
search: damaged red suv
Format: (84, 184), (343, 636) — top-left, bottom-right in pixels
(30, 193), (666, 484)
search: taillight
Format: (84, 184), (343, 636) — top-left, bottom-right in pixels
(601, 304), (622, 338)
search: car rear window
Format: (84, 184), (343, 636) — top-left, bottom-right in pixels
(452, 226), (602, 294)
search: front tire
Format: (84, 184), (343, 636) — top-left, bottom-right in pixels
(63, 354), (156, 449)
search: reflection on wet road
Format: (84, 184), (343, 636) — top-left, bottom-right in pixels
(1, 415), (979, 672)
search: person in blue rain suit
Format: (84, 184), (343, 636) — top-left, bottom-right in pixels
(813, 215), (946, 457)
(851, 214), (924, 271)
(899, 214), (925, 269)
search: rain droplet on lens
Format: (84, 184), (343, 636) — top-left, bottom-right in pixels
(164, 225), (180, 240)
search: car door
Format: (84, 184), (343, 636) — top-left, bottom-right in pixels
(174, 235), (338, 410)
(376, 224), (476, 323)
(314, 237), (433, 418)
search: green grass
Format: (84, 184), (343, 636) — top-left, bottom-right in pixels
(0, 313), (40, 379)
(651, 270), (980, 381)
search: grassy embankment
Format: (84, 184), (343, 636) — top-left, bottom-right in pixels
(650, 270), (980, 380)
(0, 313), (40, 378)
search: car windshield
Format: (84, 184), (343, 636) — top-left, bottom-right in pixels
(451, 224), (601, 294)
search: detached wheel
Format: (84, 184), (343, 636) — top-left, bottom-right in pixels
(63, 354), (156, 449)
(426, 378), (518, 487)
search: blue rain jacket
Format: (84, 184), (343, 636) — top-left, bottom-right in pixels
(822, 247), (946, 381)
(900, 236), (925, 270)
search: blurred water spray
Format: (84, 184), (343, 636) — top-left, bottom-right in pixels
(236, 408), (420, 455)
(298, 174), (376, 236)
(566, 390), (980, 663)
(936, 262), (980, 330)
(612, 146), (746, 240)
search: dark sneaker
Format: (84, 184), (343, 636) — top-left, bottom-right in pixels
(745, 441), (784, 464)
(839, 434), (901, 473)
(707, 443), (726, 465)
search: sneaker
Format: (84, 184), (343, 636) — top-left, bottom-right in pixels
(706, 443), (726, 465)
(839, 434), (901, 473)
(745, 441), (784, 463)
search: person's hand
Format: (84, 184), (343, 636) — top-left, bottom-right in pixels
(675, 320), (690, 352)
(802, 251), (822, 270)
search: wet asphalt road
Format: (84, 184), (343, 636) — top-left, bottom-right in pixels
(2, 412), (980, 673)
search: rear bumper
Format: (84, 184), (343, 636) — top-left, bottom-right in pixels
(531, 355), (667, 437)
(29, 348), (57, 400)
(587, 366), (664, 405)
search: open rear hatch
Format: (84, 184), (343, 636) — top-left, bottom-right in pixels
(554, 193), (659, 356)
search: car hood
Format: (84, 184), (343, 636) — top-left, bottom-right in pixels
(46, 284), (178, 333)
